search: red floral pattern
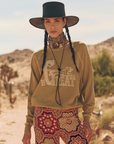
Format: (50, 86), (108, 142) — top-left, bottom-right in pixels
(69, 135), (87, 144)
(41, 138), (56, 144)
(35, 128), (43, 142)
(34, 107), (89, 144)
(58, 112), (79, 132)
(38, 112), (59, 134)
(55, 131), (69, 143)
(79, 125), (86, 137)
(34, 107), (42, 116)
(73, 108), (78, 115)
(53, 109), (62, 118)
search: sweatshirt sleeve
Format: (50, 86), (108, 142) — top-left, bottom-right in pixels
(81, 43), (95, 123)
(25, 54), (41, 131)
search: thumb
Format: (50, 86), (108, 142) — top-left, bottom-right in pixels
(27, 139), (31, 144)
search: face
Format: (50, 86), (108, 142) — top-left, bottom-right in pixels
(44, 17), (66, 38)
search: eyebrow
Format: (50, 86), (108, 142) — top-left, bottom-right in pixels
(44, 18), (50, 20)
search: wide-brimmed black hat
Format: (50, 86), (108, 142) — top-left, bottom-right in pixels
(29, 1), (79, 29)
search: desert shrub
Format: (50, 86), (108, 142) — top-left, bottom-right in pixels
(0, 64), (18, 82)
(15, 71), (18, 77)
(17, 82), (29, 97)
(94, 75), (114, 96)
(92, 49), (114, 77)
(92, 49), (114, 96)
(0, 63), (18, 96)
(7, 56), (15, 63)
(99, 106), (114, 128)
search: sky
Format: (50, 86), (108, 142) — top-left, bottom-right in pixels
(0, 0), (114, 55)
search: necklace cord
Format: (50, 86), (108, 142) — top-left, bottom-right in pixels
(49, 43), (65, 106)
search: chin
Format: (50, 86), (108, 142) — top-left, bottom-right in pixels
(49, 32), (61, 38)
(51, 36), (58, 38)
(50, 34), (59, 38)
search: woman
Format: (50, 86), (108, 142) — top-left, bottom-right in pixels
(22, 1), (95, 144)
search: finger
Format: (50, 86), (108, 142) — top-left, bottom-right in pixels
(83, 126), (92, 141)
(83, 126), (88, 136)
(27, 139), (31, 144)
(87, 133), (92, 143)
(22, 138), (29, 144)
(85, 125), (92, 134)
(22, 136), (26, 143)
(87, 129), (93, 143)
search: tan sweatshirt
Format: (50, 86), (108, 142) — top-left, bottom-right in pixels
(25, 41), (95, 131)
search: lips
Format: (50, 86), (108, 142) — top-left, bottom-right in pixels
(50, 31), (57, 34)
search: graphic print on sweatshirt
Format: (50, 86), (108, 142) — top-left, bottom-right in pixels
(41, 60), (76, 87)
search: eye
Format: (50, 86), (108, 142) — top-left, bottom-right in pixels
(55, 19), (60, 22)
(45, 20), (50, 23)
(44, 19), (50, 23)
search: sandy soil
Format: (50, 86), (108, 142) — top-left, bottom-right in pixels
(0, 97), (114, 144)
(0, 99), (35, 144)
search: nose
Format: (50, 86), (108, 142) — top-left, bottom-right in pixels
(51, 22), (55, 29)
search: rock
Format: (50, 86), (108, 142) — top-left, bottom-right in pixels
(102, 134), (112, 143)
(109, 121), (114, 133)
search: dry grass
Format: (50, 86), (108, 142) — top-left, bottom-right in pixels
(99, 106), (114, 129)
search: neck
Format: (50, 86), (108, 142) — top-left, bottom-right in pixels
(48, 32), (68, 49)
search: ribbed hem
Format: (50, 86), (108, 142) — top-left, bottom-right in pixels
(83, 116), (90, 123)
(24, 124), (32, 132)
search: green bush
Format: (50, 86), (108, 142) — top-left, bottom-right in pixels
(94, 75), (114, 96)
(92, 49), (114, 77)
(92, 49), (114, 96)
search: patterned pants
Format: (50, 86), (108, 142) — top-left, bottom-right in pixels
(33, 107), (89, 144)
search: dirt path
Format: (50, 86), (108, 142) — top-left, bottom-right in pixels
(0, 99), (35, 144)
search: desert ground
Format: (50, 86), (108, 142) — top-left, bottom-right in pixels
(0, 97), (35, 144)
(0, 94), (114, 144)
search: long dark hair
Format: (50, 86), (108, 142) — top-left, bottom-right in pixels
(40, 21), (79, 78)
(65, 24), (79, 72)
(40, 30), (48, 77)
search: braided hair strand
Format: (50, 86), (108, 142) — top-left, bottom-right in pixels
(65, 25), (79, 72)
(41, 30), (48, 78)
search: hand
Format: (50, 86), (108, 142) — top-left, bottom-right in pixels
(22, 131), (31, 144)
(83, 122), (92, 143)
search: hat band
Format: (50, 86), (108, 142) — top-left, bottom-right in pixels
(43, 14), (65, 18)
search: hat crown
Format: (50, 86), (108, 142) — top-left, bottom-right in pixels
(43, 2), (66, 17)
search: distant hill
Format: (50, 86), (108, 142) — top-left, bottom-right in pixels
(101, 36), (114, 43)
(0, 36), (114, 64)
(0, 49), (34, 84)
(87, 36), (114, 59)
(0, 49), (33, 64)
(0, 36), (114, 84)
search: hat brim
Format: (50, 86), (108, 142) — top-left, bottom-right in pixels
(29, 16), (79, 29)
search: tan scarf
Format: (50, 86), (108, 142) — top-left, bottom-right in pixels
(48, 32), (67, 49)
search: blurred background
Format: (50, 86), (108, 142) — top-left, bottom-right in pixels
(0, 0), (114, 143)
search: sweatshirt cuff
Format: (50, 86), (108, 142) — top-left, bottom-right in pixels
(24, 123), (32, 132)
(83, 116), (90, 123)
